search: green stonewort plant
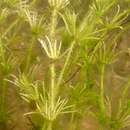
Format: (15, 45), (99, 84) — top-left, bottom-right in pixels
(0, 0), (130, 130)
(0, 40), (16, 128)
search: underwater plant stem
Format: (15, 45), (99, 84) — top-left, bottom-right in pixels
(69, 112), (75, 130)
(50, 63), (56, 109)
(69, 112), (80, 130)
(57, 40), (75, 88)
(44, 7), (57, 130)
(100, 64), (105, 112)
(49, 5), (57, 109)
(25, 37), (35, 72)
(41, 121), (53, 130)
(47, 121), (53, 130)
(50, 9), (57, 41)
(1, 77), (7, 114)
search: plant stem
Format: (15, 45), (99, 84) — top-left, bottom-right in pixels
(100, 64), (105, 113)
(25, 37), (35, 72)
(41, 121), (53, 130)
(57, 40), (75, 88)
(50, 63), (55, 109)
(2, 78), (7, 106)
(45, 7), (58, 130)
(50, 9), (57, 41)
(49, 6), (57, 110)
(0, 77), (7, 122)
(47, 121), (53, 130)
(69, 112), (75, 130)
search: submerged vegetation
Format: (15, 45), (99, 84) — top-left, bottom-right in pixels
(0, 0), (130, 130)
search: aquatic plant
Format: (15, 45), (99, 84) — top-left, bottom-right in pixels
(0, 0), (130, 130)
